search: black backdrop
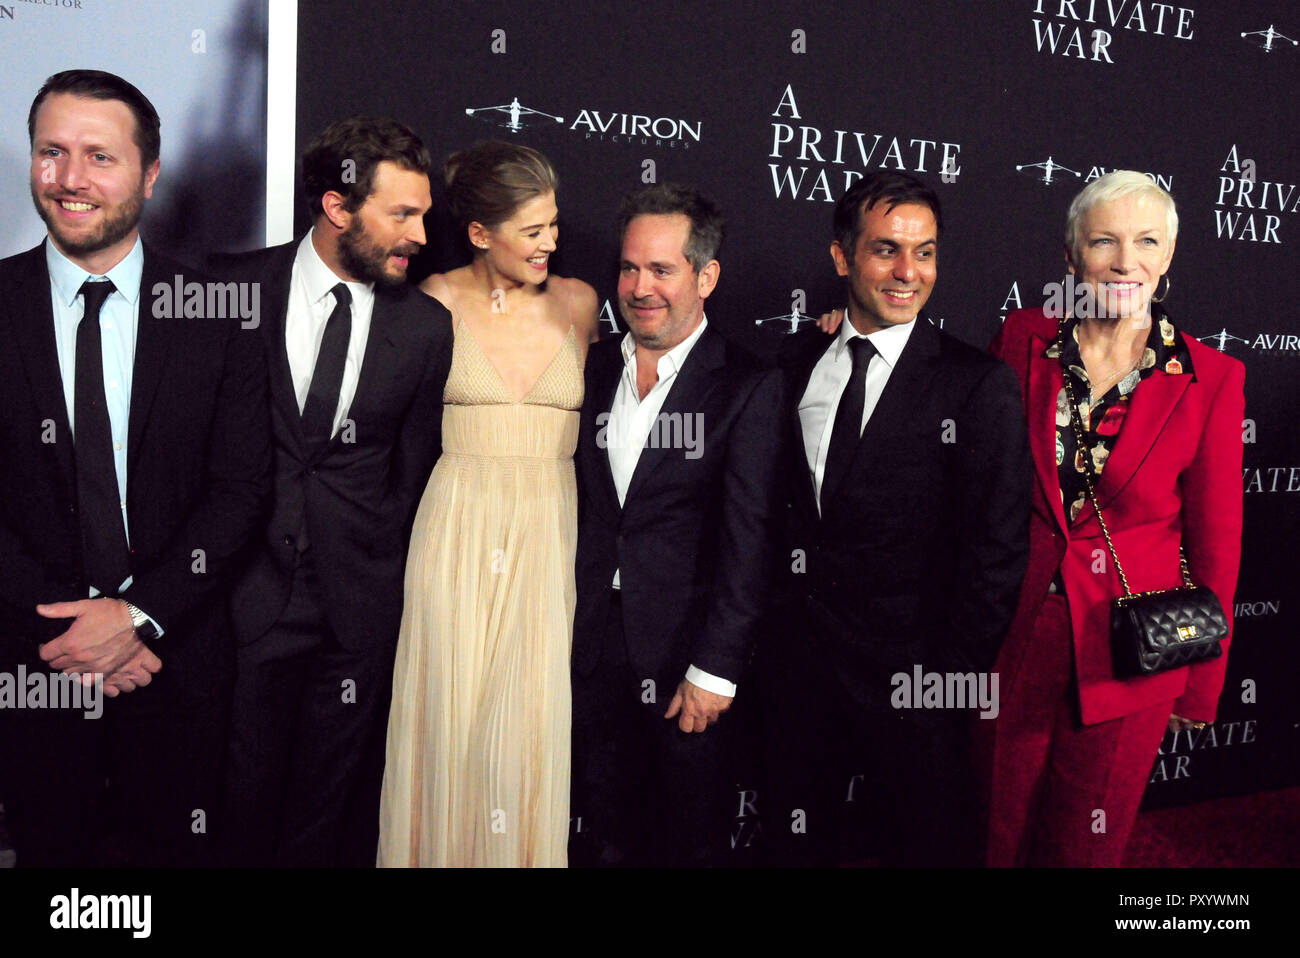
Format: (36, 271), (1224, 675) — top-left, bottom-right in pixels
(290, 0), (1299, 838)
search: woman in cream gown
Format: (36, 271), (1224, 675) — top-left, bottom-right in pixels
(378, 143), (598, 867)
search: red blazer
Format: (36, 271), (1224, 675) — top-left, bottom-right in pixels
(990, 308), (1245, 726)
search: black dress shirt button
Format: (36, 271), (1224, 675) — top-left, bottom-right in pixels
(282, 534), (294, 546)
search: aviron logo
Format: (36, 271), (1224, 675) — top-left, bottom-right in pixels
(570, 108), (701, 149)
(464, 97), (564, 133)
(1234, 599), (1279, 618)
(755, 307), (818, 335)
(1030, 1), (1196, 63)
(768, 84), (961, 202)
(1240, 25), (1297, 53)
(1197, 327), (1300, 354)
(464, 96), (701, 149)
(1016, 158), (1173, 189)
(754, 307), (945, 335)
(1016, 157), (1082, 185)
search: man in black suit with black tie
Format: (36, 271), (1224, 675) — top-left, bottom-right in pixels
(0, 70), (270, 867)
(570, 184), (783, 867)
(215, 116), (453, 867)
(759, 172), (1030, 866)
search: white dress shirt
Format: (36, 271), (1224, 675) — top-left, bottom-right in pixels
(48, 237), (140, 544)
(799, 315), (917, 511)
(46, 237), (160, 632)
(604, 316), (735, 697)
(286, 230), (376, 436)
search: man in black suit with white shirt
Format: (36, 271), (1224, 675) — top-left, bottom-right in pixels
(570, 184), (783, 867)
(0, 70), (269, 867)
(215, 116), (453, 867)
(759, 172), (1030, 866)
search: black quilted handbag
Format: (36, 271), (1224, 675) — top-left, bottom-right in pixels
(1062, 372), (1228, 678)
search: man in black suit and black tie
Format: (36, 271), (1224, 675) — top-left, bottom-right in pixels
(0, 70), (270, 866)
(759, 171), (1031, 866)
(570, 184), (783, 867)
(215, 116), (453, 867)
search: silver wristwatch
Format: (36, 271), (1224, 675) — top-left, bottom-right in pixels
(124, 601), (160, 643)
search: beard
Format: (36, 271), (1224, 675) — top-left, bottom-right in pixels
(31, 182), (144, 259)
(338, 217), (416, 288)
(620, 298), (685, 351)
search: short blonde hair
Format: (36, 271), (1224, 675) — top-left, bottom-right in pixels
(1065, 170), (1178, 265)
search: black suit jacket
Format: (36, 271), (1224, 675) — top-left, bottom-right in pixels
(0, 241), (270, 696)
(774, 317), (1031, 710)
(573, 325), (783, 691)
(210, 240), (453, 650)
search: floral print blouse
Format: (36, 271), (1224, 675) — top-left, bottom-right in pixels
(1045, 305), (1195, 527)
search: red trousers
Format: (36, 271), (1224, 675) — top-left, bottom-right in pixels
(978, 596), (1173, 867)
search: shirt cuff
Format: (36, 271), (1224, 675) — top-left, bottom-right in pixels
(118, 577), (165, 639)
(685, 665), (736, 698)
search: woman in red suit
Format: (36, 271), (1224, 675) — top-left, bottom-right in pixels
(981, 170), (1245, 867)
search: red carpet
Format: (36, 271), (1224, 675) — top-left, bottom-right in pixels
(839, 785), (1300, 867)
(1124, 786), (1300, 867)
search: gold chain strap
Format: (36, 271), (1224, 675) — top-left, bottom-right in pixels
(1059, 360), (1194, 596)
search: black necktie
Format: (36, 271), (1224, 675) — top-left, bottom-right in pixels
(821, 336), (876, 504)
(74, 278), (132, 593)
(301, 283), (352, 446)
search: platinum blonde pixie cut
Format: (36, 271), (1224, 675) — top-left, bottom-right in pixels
(1064, 170), (1179, 265)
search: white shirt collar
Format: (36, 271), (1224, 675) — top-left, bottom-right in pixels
(834, 311), (917, 368)
(46, 235), (144, 307)
(619, 313), (710, 378)
(297, 228), (375, 312)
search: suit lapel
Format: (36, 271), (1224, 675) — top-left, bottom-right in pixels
(787, 334), (833, 519)
(623, 325), (724, 504)
(127, 247), (175, 470)
(1093, 371), (1191, 510)
(1026, 328), (1069, 535)
(8, 244), (75, 499)
(819, 317), (937, 511)
(588, 341), (625, 515)
(256, 243), (305, 450)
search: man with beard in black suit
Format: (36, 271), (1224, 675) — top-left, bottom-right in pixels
(215, 116), (453, 867)
(0, 69), (269, 866)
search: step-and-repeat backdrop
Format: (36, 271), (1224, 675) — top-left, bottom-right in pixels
(292, 0), (1298, 857)
(3, 0), (1293, 861)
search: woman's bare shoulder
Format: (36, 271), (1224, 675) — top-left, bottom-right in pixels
(550, 275), (600, 340)
(419, 269), (472, 312)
